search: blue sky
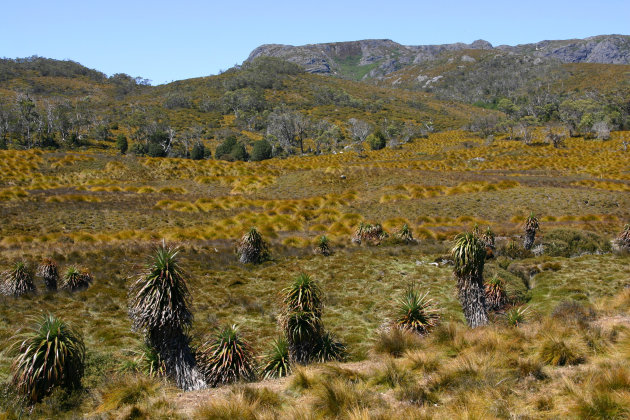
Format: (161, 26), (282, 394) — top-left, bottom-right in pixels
(1, 0), (628, 85)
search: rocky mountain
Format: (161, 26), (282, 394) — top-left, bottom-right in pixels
(246, 35), (630, 81)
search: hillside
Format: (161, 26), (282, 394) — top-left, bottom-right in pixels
(247, 35), (630, 81)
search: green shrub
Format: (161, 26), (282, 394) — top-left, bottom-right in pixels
(190, 142), (207, 160)
(543, 228), (611, 257)
(367, 130), (386, 150)
(116, 134), (128, 154)
(2, 261), (35, 297)
(250, 139), (272, 161)
(395, 287), (439, 335)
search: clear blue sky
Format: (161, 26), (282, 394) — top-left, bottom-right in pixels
(1, 0), (628, 85)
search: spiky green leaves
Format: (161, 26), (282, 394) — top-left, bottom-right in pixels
(396, 223), (416, 244)
(2, 261), (35, 297)
(279, 273), (345, 365)
(314, 235), (332, 256)
(11, 314), (85, 403)
(61, 266), (92, 291)
(37, 258), (58, 291)
(352, 222), (387, 245)
(237, 227), (271, 264)
(452, 233), (487, 278)
(452, 232), (489, 328)
(129, 244), (192, 333)
(198, 325), (257, 387)
(395, 288), (439, 335)
(261, 338), (291, 379)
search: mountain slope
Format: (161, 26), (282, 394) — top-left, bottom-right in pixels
(246, 35), (630, 81)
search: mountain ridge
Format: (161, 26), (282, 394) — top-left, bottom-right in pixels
(246, 34), (630, 80)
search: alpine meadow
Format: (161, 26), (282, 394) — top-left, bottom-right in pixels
(1, 28), (630, 419)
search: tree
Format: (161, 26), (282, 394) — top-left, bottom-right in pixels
(116, 134), (128, 154)
(267, 110), (310, 154)
(347, 118), (371, 143)
(451, 232), (488, 328)
(16, 94), (38, 149)
(128, 244), (205, 390)
(251, 139), (272, 161)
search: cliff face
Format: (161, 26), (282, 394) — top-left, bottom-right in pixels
(246, 35), (630, 80)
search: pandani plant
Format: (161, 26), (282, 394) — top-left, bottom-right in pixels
(395, 286), (440, 335)
(452, 232), (489, 328)
(37, 258), (59, 291)
(523, 213), (540, 250)
(11, 314), (85, 403)
(236, 227), (271, 264)
(128, 243), (205, 390)
(198, 324), (257, 387)
(2, 261), (35, 297)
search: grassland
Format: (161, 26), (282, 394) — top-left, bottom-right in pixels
(0, 130), (629, 419)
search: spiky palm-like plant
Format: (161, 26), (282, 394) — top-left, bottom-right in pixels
(314, 235), (332, 256)
(11, 314), (85, 403)
(352, 222), (387, 245)
(260, 338), (291, 379)
(314, 331), (347, 363)
(2, 261), (35, 297)
(523, 213), (540, 250)
(280, 273), (324, 364)
(61, 266), (92, 291)
(480, 227), (496, 258)
(396, 224), (416, 244)
(37, 258), (59, 291)
(128, 243), (205, 391)
(452, 232), (489, 328)
(236, 227), (270, 264)
(615, 224), (630, 252)
(485, 275), (508, 311)
(395, 287), (440, 335)
(198, 325), (257, 387)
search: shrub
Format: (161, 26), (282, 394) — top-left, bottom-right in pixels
(395, 287), (439, 335)
(61, 266), (92, 291)
(11, 314), (85, 403)
(260, 337), (291, 379)
(130, 142), (145, 156)
(2, 261), (36, 297)
(190, 142), (207, 160)
(314, 331), (347, 363)
(37, 258), (59, 291)
(236, 227), (271, 264)
(198, 325), (257, 387)
(543, 228), (612, 257)
(250, 139), (272, 161)
(366, 130), (387, 151)
(395, 224), (417, 244)
(116, 134), (128, 155)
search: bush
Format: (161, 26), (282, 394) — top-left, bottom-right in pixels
(367, 130), (386, 150)
(236, 227), (270, 264)
(61, 266), (92, 291)
(146, 141), (166, 158)
(130, 142), (145, 156)
(543, 228), (611, 257)
(395, 287), (439, 335)
(116, 134), (128, 155)
(260, 338), (291, 379)
(11, 314), (85, 403)
(250, 139), (272, 161)
(538, 338), (584, 366)
(190, 142), (207, 160)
